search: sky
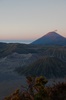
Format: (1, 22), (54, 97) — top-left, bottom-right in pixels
(0, 0), (66, 43)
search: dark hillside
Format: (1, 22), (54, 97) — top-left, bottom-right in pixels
(16, 57), (66, 78)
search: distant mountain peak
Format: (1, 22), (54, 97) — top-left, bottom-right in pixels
(46, 31), (59, 35)
(45, 31), (64, 37)
(31, 31), (66, 45)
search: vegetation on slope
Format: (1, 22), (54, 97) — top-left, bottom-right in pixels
(4, 76), (66, 100)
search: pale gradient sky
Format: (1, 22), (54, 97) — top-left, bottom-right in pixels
(0, 0), (66, 43)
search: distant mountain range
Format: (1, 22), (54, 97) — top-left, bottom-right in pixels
(0, 33), (66, 79)
(31, 31), (66, 45)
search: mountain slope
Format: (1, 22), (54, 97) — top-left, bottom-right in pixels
(16, 57), (66, 78)
(31, 31), (66, 45)
(0, 43), (38, 58)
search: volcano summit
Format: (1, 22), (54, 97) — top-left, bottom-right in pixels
(32, 31), (66, 45)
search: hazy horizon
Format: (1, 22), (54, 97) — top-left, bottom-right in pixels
(0, 39), (33, 44)
(0, 0), (66, 41)
(0, 31), (66, 44)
